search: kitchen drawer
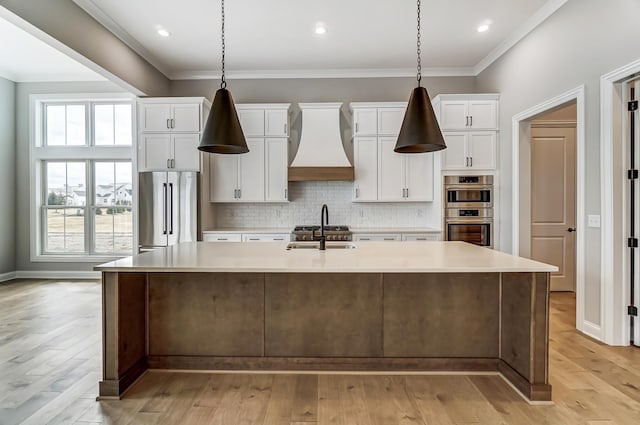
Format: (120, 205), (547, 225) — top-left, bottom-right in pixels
(354, 233), (402, 242)
(242, 233), (291, 242)
(402, 233), (441, 241)
(203, 233), (242, 242)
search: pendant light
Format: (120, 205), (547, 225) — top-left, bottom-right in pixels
(394, 0), (446, 153)
(198, 0), (248, 154)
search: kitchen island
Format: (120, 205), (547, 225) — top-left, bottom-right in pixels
(95, 241), (557, 402)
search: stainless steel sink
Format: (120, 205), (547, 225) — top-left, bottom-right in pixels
(286, 242), (357, 250)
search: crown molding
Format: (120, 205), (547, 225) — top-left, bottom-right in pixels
(474, 0), (569, 75)
(72, 0), (172, 78)
(169, 67), (477, 80)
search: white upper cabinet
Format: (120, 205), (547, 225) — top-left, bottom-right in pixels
(434, 95), (499, 131)
(141, 102), (202, 132)
(441, 132), (496, 170)
(350, 102), (434, 203)
(138, 97), (209, 172)
(209, 104), (291, 203)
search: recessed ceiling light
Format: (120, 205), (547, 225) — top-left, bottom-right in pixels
(157, 28), (170, 37)
(477, 24), (490, 33)
(315, 23), (327, 35)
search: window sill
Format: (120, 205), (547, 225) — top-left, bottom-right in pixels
(30, 254), (131, 263)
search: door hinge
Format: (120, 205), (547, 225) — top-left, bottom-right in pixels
(629, 100), (639, 111)
(629, 169), (639, 180)
(628, 238), (639, 248)
(629, 305), (639, 317)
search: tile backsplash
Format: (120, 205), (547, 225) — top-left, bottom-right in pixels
(213, 181), (441, 228)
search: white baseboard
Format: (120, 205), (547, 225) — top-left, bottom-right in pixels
(580, 320), (603, 342)
(0, 271), (17, 282)
(15, 270), (101, 280)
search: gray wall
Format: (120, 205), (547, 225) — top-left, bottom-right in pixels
(15, 81), (126, 272)
(0, 77), (15, 276)
(475, 0), (640, 326)
(0, 0), (170, 96)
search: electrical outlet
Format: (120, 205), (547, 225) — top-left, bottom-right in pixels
(417, 209), (424, 217)
(587, 215), (600, 228)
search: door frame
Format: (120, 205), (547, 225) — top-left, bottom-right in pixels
(601, 58), (640, 346)
(511, 86), (588, 337)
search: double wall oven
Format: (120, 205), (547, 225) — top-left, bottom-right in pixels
(444, 175), (493, 248)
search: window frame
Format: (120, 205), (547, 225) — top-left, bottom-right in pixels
(30, 93), (137, 262)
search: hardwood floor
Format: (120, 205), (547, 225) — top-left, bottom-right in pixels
(1, 279), (640, 424)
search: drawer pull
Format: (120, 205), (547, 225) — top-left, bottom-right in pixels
(218, 238), (228, 241)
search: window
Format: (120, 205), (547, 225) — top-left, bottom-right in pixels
(32, 95), (135, 260)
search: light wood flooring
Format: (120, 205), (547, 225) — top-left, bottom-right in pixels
(1, 279), (640, 424)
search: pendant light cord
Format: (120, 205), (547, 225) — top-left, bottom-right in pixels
(416, 0), (422, 86)
(220, 0), (227, 89)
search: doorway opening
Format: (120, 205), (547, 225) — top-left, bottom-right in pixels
(625, 78), (639, 346)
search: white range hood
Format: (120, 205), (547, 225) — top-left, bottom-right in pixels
(288, 102), (354, 181)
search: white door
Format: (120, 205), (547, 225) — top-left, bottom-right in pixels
(171, 134), (200, 171)
(439, 101), (468, 129)
(237, 109), (265, 136)
(377, 108), (405, 135)
(468, 101), (497, 129)
(468, 132), (497, 169)
(209, 154), (238, 202)
(265, 138), (288, 202)
(238, 138), (265, 201)
(404, 153), (433, 201)
(353, 109), (377, 135)
(171, 104), (201, 132)
(140, 134), (171, 171)
(378, 137), (404, 201)
(353, 137), (378, 201)
(141, 104), (171, 132)
(530, 126), (577, 291)
(441, 133), (467, 170)
(265, 110), (288, 136)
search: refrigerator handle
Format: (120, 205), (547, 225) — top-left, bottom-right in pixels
(169, 183), (174, 235)
(162, 183), (168, 235)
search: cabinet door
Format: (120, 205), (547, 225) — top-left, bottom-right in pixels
(209, 153), (239, 202)
(439, 101), (468, 130)
(353, 108), (377, 136)
(468, 101), (497, 129)
(171, 134), (200, 171)
(378, 108), (405, 135)
(238, 138), (265, 201)
(441, 132), (468, 170)
(402, 233), (441, 241)
(353, 137), (378, 201)
(404, 153), (434, 201)
(468, 132), (497, 169)
(203, 233), (242, 242)
(243, 233), (290, 242)
(237, 109), (265, 136)
(141, 104), (171, 132)
(265, 109), (288, 137)
(139, 134), (171, 171)
(378, 137), (404, 201)
(171, 104), (201, 132)
(354, 233), (401, 241)
(265, 138), (288, 202)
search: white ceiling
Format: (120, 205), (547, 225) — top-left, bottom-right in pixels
(0, 14), (105, 83)
(74, 0), (568, 80)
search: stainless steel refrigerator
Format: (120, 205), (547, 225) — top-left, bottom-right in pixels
(138, 172), (198, 251)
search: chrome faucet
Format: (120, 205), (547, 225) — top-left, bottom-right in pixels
(312, 204), (329, 250)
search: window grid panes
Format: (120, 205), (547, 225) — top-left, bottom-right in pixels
(38, 98), (134, 257)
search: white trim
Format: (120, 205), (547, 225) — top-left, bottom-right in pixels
(582, 320), (603, 341)
(0, 6), (144, 95)
(474, 0), (569, 75)
(600, 58), (640, 346)
(15, 270), (101, 280)
(0, 271), (17, 282)
(511, 86), (590, 338)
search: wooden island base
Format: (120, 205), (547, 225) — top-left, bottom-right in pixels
(99, 271), (551, 402)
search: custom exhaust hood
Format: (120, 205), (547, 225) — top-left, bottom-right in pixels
(288, 103), (354, 181)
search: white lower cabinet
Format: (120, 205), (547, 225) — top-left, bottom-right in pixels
(242, 233), (290, 242)
(354, 233), (402, 242)
(402, 233), (441, 241)
(203, 233), (242, 242)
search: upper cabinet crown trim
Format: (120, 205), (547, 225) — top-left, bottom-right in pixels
(236, 103), (291, 111)
(139, 96), (211, 108)
(349, 102), (407, 111)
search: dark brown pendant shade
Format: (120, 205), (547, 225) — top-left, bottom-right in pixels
(394, 86), (446, 153)
(197, 88), (248, 154)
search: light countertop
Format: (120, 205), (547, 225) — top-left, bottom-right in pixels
(202, 228), (291, 234)
(202, 227), (441, 234)
(96, 241), (556, 273)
